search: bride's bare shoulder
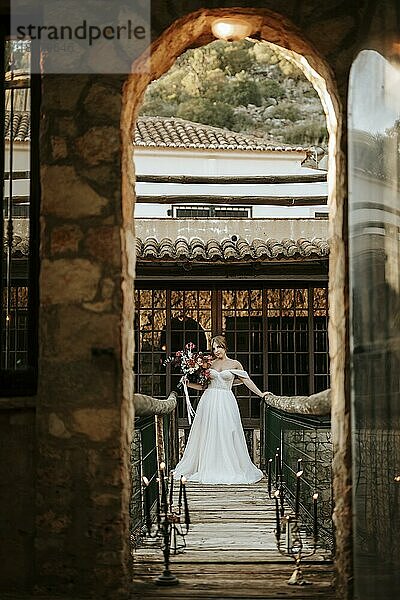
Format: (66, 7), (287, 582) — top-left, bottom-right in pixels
(230, 359), (243, 369)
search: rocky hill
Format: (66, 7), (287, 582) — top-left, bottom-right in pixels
(139, 39), (328, 147)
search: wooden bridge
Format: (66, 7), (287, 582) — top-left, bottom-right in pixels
(132, 480), (335, 599)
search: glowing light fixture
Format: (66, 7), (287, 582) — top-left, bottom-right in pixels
(211, 17), (253, 42)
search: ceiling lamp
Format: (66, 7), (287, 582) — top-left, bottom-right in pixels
(211, 17), (253, 42)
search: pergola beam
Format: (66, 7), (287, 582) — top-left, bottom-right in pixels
(136, 173), (327, 184)
(136, 195), (328, 206)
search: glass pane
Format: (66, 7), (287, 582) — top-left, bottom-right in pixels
(139, 290), (153, 307)
(183, 290), (198, 308)
(222, 290), (235, 309)
(349, 49), (400, 599)
(198, 310), (212, 331)
(198, 290), (212, 307)
(235, 290), (249, 310)
(295, 288), (308, 309)
(267, 289), (280, 311)
(250, 289), (262, 310)
(153, 290), (166, 307)
(313, 288), (328, 315)
(1, 40), (31, 372)
(139, 310), (153, 330)
(152, 310), (166, 331)
(281, 289), (295, 316)
(171, 291), (183, 307)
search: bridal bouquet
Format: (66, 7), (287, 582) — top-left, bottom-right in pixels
(164, 342), (213, 387)
(164, 343), (213, 423)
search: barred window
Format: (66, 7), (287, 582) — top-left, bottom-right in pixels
(170, 205), (252, 219)
(1, 34), (39, 395)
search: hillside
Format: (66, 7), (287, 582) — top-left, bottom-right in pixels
(139, 39), (328, 147)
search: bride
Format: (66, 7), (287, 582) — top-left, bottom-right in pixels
(173, 335), (268, 484)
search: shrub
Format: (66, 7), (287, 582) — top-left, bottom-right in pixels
(278, 120), (328, 145)
(258, 78), (285, 100)
(176, 98), (234, 129)
(221, 78), (262, 107)
(267, 102), (301, 122)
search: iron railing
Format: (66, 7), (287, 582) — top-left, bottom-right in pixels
(130, 415), (158, 547)
(261, 402), (333, 550)
(130, 392), (178, 548)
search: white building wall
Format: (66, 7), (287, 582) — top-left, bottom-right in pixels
(136, 218), (329, 242)
(134, 147), (329, 220)
(134, 148), (317, 176)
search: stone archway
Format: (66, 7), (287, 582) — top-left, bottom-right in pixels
(122, 6), (350, 598)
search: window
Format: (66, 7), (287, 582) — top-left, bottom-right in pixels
(134, 284), (329, 427)
(1, 33), (39, 395)
(170, 205), (252, 219)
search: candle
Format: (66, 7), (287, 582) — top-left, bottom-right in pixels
(159, 462), (168, 514)
(178, 475), (184, 512)
(295, 470), (303, 517)
(156, 477), (161, 526)
(267, 458), (272, 497)
(274, 490), (281, 539)
(279, 479), (285, 517)
(313, 492), (319, 541)
(297, 458), (302, 472)
(142, 476), (152, 533)
(182, 476), (190, 531)
(278, 448), (283, 479)
(275, 453), (279, 486)
(169, 470), (174, 508)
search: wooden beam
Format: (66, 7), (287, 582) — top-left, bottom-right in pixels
(136, 173), (327, 184)
(136, 195), (328, 206)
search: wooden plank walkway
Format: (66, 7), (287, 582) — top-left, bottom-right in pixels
(132, 480), (335, 599)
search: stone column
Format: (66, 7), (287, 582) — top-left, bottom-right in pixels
(36, 74), (134, 598)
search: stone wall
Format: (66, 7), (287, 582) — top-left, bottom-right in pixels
(3, 0), (388, 597)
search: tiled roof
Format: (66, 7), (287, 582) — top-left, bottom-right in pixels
(134, 116), (307, 152)
(6, 111), (307, 153)
(136, 236), (329, 262)
(5, 111), (30, 142)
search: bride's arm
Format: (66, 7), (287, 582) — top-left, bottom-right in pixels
(187, 382), (204, 391)
(181, 376), (204, 391)
(234, 362), (268, 398)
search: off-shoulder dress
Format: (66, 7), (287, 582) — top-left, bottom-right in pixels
(174, 368), (263, 484)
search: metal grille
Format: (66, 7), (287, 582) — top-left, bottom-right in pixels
(1, 284), (28, 369)
(134, 285), (330, 428)
(1, 37), (38, 393)
(171, 205), (252, 219)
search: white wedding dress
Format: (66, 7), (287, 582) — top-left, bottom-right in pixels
(174, 368), (264, 484)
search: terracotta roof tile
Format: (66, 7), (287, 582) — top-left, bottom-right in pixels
(136, 236), (329, 262)
(5, 111), (30, 142)
(7, 111), (308, 153)
(134, 116), (307, 152)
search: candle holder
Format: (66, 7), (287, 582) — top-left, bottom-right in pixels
(276, 510), (318, 585)
(267, 457), (319, 586)
(142, 465), (191, 586)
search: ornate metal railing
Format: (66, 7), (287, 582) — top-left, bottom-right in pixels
(260, 389), (333, 551)
(130, 391), (178, 548)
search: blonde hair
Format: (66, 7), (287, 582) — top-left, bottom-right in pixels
(210, 335), (227, 354)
